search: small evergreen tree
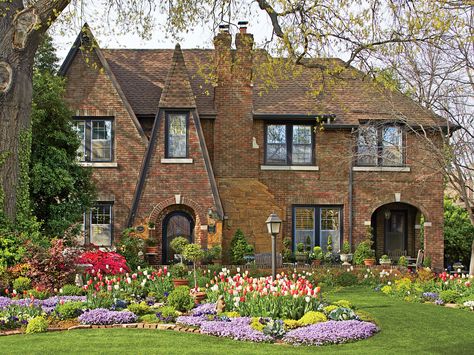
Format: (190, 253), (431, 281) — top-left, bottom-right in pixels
(229, 229), (252, 265)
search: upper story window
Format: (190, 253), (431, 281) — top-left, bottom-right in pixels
(73, 118), (113, 162)
(265, 124), (314, 165)
(166, 112), (188, 158)
(357, 124), (404, 166)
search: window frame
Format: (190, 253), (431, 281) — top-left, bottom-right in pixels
(73, 116), (114, 163)
(80, 202), (114, 247)
(165, 111), (190, 159)
(356, 124), (405, 167)
(264, 123), (315, 166)
(292, 205), (343, 252)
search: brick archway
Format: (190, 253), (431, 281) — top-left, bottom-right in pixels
(370, 199), (430, 221)
(147, 196), (208, 264)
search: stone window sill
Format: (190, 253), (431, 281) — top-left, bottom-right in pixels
(79, 162), (118, 168)
(260, 165), (319, 171)
(352, 166), (411, 172)
(161, 158), (194, 164)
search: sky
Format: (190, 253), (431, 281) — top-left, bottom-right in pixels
(51, 2), (272, 63)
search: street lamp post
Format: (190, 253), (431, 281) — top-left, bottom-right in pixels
(265, 212), (282, 280)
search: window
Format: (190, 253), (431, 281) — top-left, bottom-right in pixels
(293, 206), (342, 252)
(78, 203), (113, 246)
(166, 113), (188, 158)
(73, 118), (113, 162)
(357, 124), (403, 166)
(265, 124), (313, 165)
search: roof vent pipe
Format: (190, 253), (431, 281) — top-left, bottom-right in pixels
(238, 21), (248, 34)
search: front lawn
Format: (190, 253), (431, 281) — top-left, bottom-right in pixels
(1, 287), (472, 355)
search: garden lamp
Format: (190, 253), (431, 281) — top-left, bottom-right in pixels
(265, 212), (282, 280)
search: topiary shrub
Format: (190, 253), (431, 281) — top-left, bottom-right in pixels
(229, 229), (252, 265)
(55, 301), (85, 320)
(167, 286), (194, 312)
(298, 311), (327, 326)
(60, 284), (85, 296)
(25, 316), (49, 334)
(127, 301), (151, 316)
(13, 276), (31, 293)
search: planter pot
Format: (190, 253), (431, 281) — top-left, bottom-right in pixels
(363, 258), (376, 266)
(312, 259), (322, 266)
(340, 254), (353, 266)
(379, 260), (392, 267)
(295, 253), (308, 263)
(192, 291), (207, 304)
(146, 246), (159, 254)
(172, 279), (189, 288)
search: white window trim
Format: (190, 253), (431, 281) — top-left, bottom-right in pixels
(79, 162), (118, 168)
(161, 158), (194, 164)
(261, 165), (319, 171)
(352, 166), (410, 172)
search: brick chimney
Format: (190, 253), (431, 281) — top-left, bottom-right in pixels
(235, 21), (254, 85)
(213, 25), (232, 84)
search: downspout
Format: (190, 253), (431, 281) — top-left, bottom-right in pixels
(348, 129), (354, 249)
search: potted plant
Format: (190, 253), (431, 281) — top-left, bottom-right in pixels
(295, 242), (308, 263)
(145, 238), (158, 254)
(379, 254), (392, 266)
(169, 263), (189, 287)
(147, 221), (156, 230)
(310, 246), (323, 266)
(398, 255), (408, 267)
(353, 240), (376, 266)
(340, 241), (352, 266)
(183, 243), (206, 303)
(170, 236), (189, 263)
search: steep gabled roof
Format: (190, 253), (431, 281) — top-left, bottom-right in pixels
(159, 44), (197, 108)
(59, 24), (148, 144)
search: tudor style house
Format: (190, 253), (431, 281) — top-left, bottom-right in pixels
(60, 24), (448, 269)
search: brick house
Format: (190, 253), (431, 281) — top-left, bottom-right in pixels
(60, 24), (448, 269)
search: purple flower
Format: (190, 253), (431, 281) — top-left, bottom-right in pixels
(283, 320), (379, 345)
(434, 299), (444, 306)
(200, 317), (272, 343)
(78, 308), (137, 325)
(0, 296), (12, 309)
(176, 315), (208, 327)
(422, 292), (439, 300)
(191, 303), (217, 316)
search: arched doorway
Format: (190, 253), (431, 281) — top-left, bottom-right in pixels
(162, 211), (194, 264)
(371, 202), (423, 259)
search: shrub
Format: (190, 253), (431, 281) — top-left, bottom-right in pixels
(229, 229), (252, 265)
(323, 305), (338, 314)
(55, 301), (84, 320)
(77, 249), (129, 275)
(298, 311), (327, 326)
(283, 319), (300, 330)
(169, 263), (188, 279)
(167, 286), (194, 312)
(139, 314), (159, 323)
(116, 229), (147, 270)
(170, 237), (189, 256)
(250, 317), (266, 331)
(127, 301), (151, 316)
(13, 276), (31, 293)
(333, 300), (353, 309)
(353, 240), (375, 265)
(26, 239), (78, 291)
(60, 284), (84, 296)
(335, 273), (358, 287)
(398, 256), (408, 267)
(156, 305), (177, 322)
(26, 288), (50, 300)
(25, 316), (49, 334)
(439, 290), (461, 304)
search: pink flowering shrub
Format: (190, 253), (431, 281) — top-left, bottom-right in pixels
(78, 249), (129, 275)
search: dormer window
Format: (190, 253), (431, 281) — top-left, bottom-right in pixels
(357, 124), (404, 166)
(165, 112), (188, 158)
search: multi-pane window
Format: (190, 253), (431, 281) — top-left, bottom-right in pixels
(166, 113), (188, 158)
(73, 118), (113, 162)
(357, 124), (403, 166)
(294, 206), (342, 252)
(78, 203), (113, 246)
(265, 124), (313, 165)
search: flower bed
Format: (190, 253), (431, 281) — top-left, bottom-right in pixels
(283, 320), (379, 345)
(78, 309), (137, 325)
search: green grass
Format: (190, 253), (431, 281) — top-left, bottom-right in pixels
(1, 287), (473, 355)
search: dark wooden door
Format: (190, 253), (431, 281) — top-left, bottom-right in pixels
(162, 211), (194, 264)
(384, 210), (407, 254)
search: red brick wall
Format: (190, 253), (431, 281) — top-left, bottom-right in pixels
(63, 50), (146, 243)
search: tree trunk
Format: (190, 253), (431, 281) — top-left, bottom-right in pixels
(470, 239), (474, 276)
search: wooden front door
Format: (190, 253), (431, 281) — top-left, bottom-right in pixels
(162, 211), (194, 264)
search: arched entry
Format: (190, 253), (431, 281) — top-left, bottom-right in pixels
(371, 202), (423, 258)
(162, 211), (194, 264)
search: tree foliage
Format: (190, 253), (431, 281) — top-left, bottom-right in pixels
(444, 197), (474, 268)
(30, 35), (95, 237)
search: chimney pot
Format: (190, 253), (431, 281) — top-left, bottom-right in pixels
(238, 21), (248, 34)
(219, 24), (230, 33)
